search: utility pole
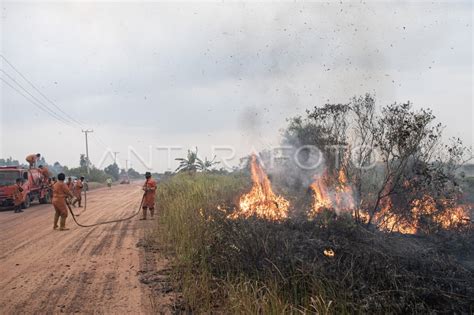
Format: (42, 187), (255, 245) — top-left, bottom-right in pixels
(113, 151), (120, 164)
(125, 159), (130, 182)
(82, 129), (93, 174)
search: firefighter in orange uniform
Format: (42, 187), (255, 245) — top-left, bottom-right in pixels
(65, 177), (74, 204)
(66, 177), (73, 190)
(26, 153), (41, 168)
(13, 178), (24, 213)
(140, 172), (157, 220)
(52, 173), (74, 230)
(38, 165), (50, 183)
(72, 176), (84, 208)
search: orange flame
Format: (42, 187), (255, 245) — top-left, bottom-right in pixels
(309, 172), (470, 234)
(323, 249), (335, 257)
(230, 154), (289, 221)
(362, 195), (470, 234)
(308, 168), (356, 219)
(373, 197), (417, 234)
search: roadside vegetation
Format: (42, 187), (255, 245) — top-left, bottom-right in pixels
(153, 172), (473, 313)
(152, 94), (473, 313)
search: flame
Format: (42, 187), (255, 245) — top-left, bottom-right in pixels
(367, 195), (470, 234)
(230, 154), (289, 221)
(308, 168), (355, 219)
(308, 171), (470, 234)
(411, 195), (470, 230)
(323, 249), (335, 257)
(336, 168), (356, 210)
(373, 197), (417, 234)
(231, 153), (470, 232)
(309, 174), (333, 217)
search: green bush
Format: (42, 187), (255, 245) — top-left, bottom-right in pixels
(65, 166), (109, 183)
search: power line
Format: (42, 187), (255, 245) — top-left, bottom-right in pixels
(1, 54), (117, 157)
(1, 69), (76, 127)
(0, 54), (86, 128)
(2, 74), (117, 165)
(88, 132), (111, 151)
(94, 134), (110, 149)
(0, 77), (77, 128)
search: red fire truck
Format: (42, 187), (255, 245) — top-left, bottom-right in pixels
(0, 166), (52, 209)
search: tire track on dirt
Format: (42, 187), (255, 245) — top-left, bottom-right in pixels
(62, 271), (98, 314)
(0, 182), (154, 314)
(89, 223), (120, 256)
(64, 225), (99, 254)
(116, 220), (132, 248)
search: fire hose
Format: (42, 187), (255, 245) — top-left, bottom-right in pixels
(66, 191), (145, 228)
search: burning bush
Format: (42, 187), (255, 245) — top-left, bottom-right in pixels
(281, 94), (472, 234)
(154, 173), (474, 313)
(229, 154), (289, 221)
(152, 95), (473, 313)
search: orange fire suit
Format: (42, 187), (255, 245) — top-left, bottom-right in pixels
(72, 181), (83, 207)
(26, 154), (38, 167)
(13, 184), (24, 212)
(13, 185), (24, 205)
(40, 166), (50, 181)
(65, 180), (74, 204)
(142, 178), (157, 219)
(52, 181), (73, 230)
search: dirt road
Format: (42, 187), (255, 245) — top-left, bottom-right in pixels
(0, 183), (165, 314)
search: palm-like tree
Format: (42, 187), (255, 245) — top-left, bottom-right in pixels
(196, 156), (220, 172)
(175, 148), (199, 173)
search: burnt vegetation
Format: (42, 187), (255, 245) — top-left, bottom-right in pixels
(152, 94), (473, 313)
(282, 94), (471, 233)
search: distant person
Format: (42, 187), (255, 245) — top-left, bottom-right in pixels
(140, 172), (157, 220)
(65, 177), (74, 206)
(13, 178), (24, 213)
(106, 178), (112, 188)
(83, 179), (89, 192)
(72, 177), (84, 208)
(25, 153), (41, 168)
(52, 173), (74, 231)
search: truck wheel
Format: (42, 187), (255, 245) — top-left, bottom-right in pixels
(40, 192), (51, 204)
(22, 194), (31, 209)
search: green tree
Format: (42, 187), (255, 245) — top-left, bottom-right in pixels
(104, 163), (120, 180)
(128, 168), (140, 178)
(37, 156), (47, 166)
(196, 156), (220, 172)
(79, 154), (89, 169)
(52, 162), (63, 174)
(175, 148), (199, 173)
(0, 157), (20, 166)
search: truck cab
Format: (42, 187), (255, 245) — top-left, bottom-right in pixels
(0, 166), (52, 209)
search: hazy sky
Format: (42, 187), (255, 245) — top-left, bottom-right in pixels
(1, 1), (472, 172)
